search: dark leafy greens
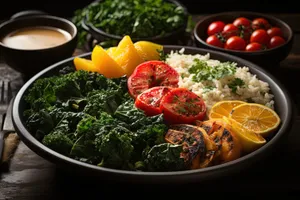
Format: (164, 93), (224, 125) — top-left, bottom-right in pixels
(72, 0), (188, 47)
(24, 67), (187, 171)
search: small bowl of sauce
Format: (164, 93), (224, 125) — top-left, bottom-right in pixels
(0, 13), (77, 79)
(2, 26), (72, 50)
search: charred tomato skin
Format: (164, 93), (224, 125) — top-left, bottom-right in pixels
(127, 60), (179, 99)
(135, 86), (173, 116)
(160, 88), (206, 124)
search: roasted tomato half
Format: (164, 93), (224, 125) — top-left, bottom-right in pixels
(160, 88), (206, 124)
(127, 60), (179, 99)
(135, 86), (173, 116)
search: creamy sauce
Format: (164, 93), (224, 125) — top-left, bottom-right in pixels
(1, 26), (72, 50)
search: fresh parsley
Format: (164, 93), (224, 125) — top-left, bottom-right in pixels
(158, 49), (168, 61)
(228, 78), (245, 94)
(188, 59), (237, 82)
(203, 86), (216, 93)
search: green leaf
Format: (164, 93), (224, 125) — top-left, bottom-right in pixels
(228, 78), (245, 94)
(71, 0), (188, 44)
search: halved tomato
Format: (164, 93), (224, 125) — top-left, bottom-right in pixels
(127, 60), (179, 99)
(135, 86), (173, 116)
(160, 88), (206, 124)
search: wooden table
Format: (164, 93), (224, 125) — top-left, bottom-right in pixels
(1, 13), (300, 199)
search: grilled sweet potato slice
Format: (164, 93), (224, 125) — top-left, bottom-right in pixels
(197, 119), (242, 164)
(165, 124), (218, 169)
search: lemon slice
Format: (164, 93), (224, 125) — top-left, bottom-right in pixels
(223, 117), (266, 153)
(209, 100), (247, 119)
(229, 103), (281, 138)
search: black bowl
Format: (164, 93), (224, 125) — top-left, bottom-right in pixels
(81, 0), (189, 45)
(193, 11), (294, 68)
(12, 46), (293, 184)
(0, 14), (78, 79)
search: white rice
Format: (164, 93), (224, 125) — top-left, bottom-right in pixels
(165, 48), (274, 111)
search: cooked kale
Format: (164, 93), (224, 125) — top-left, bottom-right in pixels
(95, 126), (135, 169)
(144, 143), (186, 171)
(43, 132), (74, 156)
(72, 0), (188, 47)
(23, 67), (182, 171)
(25, 110), (54, 140)
(114, 98), (165, 130)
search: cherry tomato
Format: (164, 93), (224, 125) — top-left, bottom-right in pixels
(250, 29), (270, 45)
(267, 27), (283, 38)
(127, 61), (179, 99)
(252, 18), (270, 30)
(207, 21), (226, 36)
(206, 34), (224, 48)
(233, 17), (251, 28)
(245, 42), (264, 51)
(160, 88), (206, 124)
(240, 26), (253, 41)
(225, 36), (246, 50)
(269, 36), (285, 48)
(135, 86), (173, 116)
(222, 23), (239, 39)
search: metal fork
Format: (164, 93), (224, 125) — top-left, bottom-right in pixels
(0, 80), (12, 160)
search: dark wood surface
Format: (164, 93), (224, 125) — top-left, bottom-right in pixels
(1, 13), (300, 199)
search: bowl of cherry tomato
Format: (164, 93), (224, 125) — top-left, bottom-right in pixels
(193, 11), (294, 67)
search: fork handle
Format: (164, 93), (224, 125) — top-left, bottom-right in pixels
(0, 114), (3, 132)
(0, 130), (10, 163)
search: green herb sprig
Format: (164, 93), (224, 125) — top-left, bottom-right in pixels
(228, 78), (245, 94)
(188, 59), (237, 82)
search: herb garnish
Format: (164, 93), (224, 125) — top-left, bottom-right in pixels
(158, 49), (168, 61)
(188, 59), (237, 82)
(203, 86), (216, 93)
(228, 78), (245, 94)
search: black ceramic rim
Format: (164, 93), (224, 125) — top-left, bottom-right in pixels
(0, 15), (77, 52)
(83, 0), (189, 41)
(193, 11), (294, 54)
(12, 45), (293, 178)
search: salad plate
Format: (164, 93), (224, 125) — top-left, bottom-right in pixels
(12, 45), (293, 183)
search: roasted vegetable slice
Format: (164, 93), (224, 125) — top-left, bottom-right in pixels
(196, 119), (242, 164)
(165, 124), (217, 169)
